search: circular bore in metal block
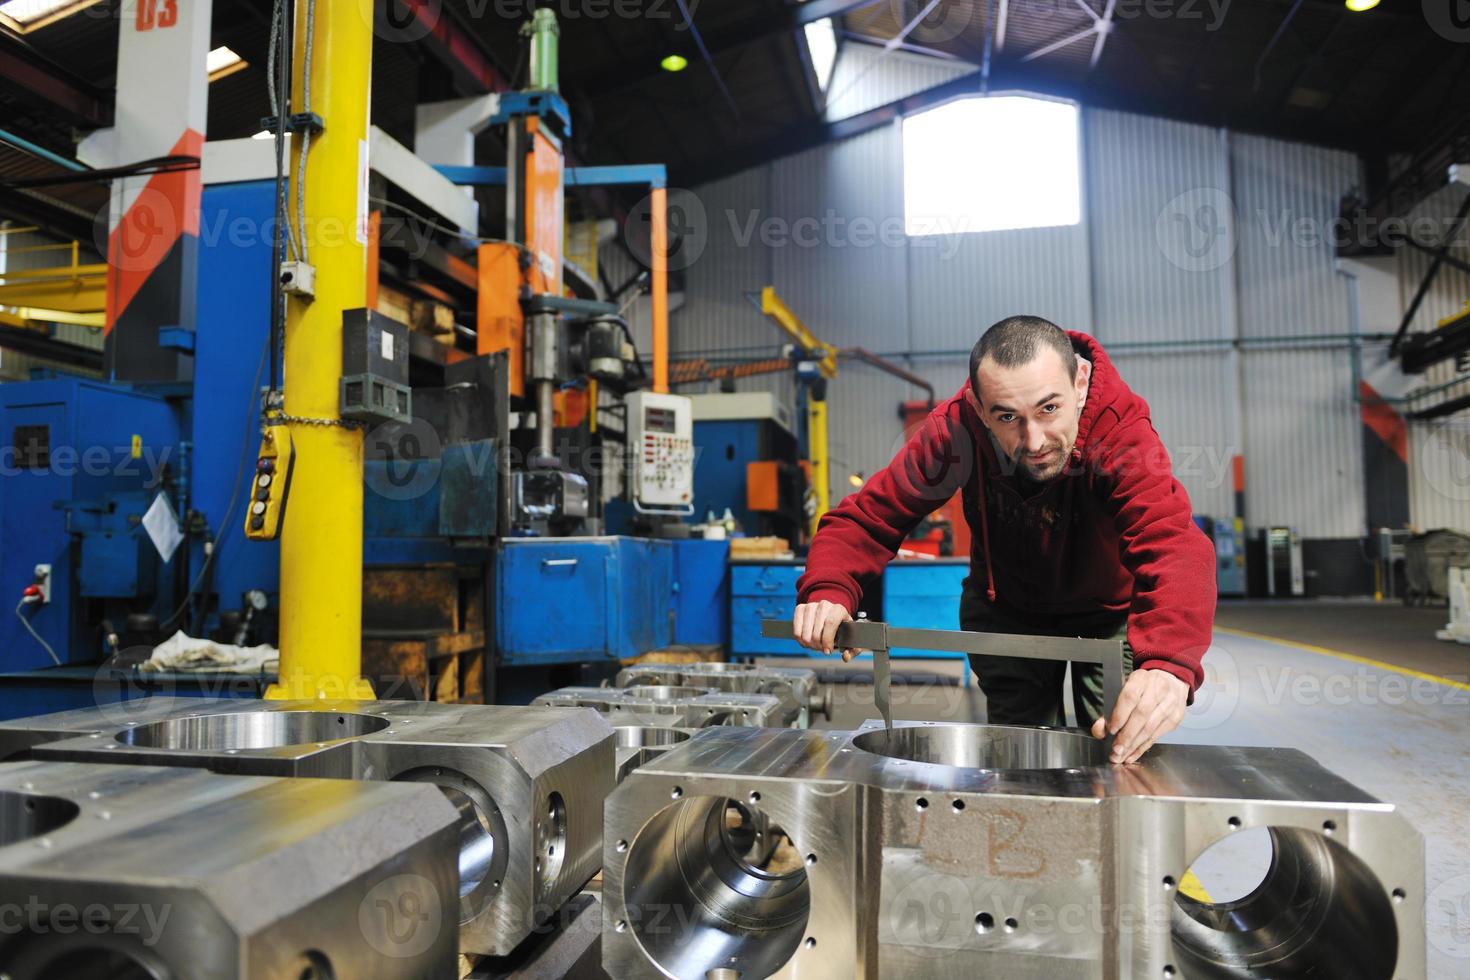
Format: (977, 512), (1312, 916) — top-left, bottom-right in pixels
(12, 944), (165, 980)
(624, 685), (706, 702)
(0, 791), (79, 847)
(1170, 825), (1397, 979)
(117, 710), (390, 750)
(850, 724), (1108, 769)
(622, 795), (810, 979)
(614, 726), (692, 749)
(536, 791), (568, 887)
(394, 767), (509, 924)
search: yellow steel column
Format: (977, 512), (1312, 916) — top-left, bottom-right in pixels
(266, 0), (373, 701)
(807, 396), (830, 538)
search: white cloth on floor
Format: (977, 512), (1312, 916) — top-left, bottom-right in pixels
(141, 630), (279, 674)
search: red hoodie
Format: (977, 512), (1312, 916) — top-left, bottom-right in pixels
(796, 332), (1216, 692)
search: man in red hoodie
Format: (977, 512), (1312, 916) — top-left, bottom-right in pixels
(792, 316), (1215, 764)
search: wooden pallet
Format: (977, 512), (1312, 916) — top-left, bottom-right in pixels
(620, 644), (725, 667)
(362, 563), (487, 703)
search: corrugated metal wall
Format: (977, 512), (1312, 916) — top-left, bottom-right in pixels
(1401, 185), (1470, 530)
(1228, 135), (1365, 537)
(668, 44), (1379, 533)
(0, 227), (105, 381)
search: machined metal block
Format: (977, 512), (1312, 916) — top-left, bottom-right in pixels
(0, 699), (615, 958)
(602, 723), (1425, 980)
(612, 725), (695, 784)
(532, 685), (786, 728)
(0, 759), (460, 979)
(614, 661), (832, 728)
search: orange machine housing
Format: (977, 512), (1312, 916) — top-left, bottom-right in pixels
(476, 115), (564, 400)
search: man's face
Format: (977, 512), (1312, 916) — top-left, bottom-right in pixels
(968, 348), (1091, 482)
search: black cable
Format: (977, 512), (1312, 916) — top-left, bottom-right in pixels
(1, 155), (199, 189)
(268, 0), (292, 395)
(159, 330), (270, 633)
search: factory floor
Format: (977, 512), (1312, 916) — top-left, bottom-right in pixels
(757, 596), (1470, 975)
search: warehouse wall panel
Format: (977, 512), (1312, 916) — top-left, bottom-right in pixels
(1240, 347), (1364, 538)
(908, 219), (1091, 353)
(670, 168), (774, 356)
(1231, 135), (1359, 339)
(1408, 414), (1470, 531)
(1086, 109), (1235, 345)
(1395, 183), (1470, 337)
(1392, 185), (1470, 530)
(1111, 350), (1239, 520)
(768, 127), (908, 352)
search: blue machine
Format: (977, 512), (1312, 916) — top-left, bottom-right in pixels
(2, 175), (728, 702)
(690, 396), (802, 542)
(0, 381), (180, 668)
(1213, 516), (1247, 596)
(495, 537), (675, 664)
(0, 180), (279, 677)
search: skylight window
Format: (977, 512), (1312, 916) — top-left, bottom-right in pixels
(803, 18), (837, 92)
(207, 46), (248, 82)
(902, 95), (1081, 236)
(0, 0), (100, 33)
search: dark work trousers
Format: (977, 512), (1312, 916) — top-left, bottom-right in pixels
(959, 577), (1134, 729)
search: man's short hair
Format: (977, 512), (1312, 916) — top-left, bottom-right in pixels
(969, 315), (1078, 389)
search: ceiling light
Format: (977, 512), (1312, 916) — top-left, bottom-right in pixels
(207, 46), (247, 82)
(661, 54), (688, 72)
(0, 0), (102, 33)
(251, 130), (275, 140)
(1344, 0), (1378, 9)
(848, 472), (865, 488)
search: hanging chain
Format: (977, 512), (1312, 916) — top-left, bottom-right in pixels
(274, 412), (368, 430)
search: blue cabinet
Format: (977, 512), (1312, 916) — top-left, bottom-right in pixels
(883, 559), (971, 682)
(672, 540), (729, 647)
(495, 537), (674, 665)
(728, 561), (805, 656)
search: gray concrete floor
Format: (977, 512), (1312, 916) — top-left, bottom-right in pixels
(758, 603), (1470, 975)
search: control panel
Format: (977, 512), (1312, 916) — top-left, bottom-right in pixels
(244, 422), (295, 541)
(627, 391), (694, 512)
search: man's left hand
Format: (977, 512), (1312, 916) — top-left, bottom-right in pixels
(1090, 668), (1189, 764)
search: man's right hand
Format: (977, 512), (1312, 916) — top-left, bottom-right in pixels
(792, 600), (857, 661)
